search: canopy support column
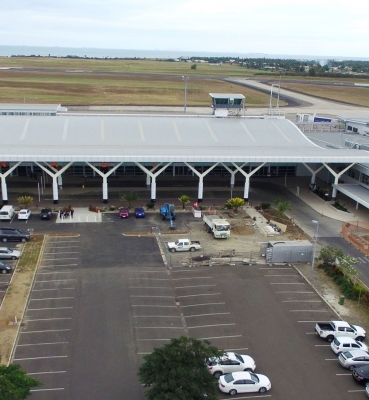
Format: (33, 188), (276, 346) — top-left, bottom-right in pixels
(0, 162), (21, 205)
(232, 162), (266, 201)
(184, 163), (219, 202)
(302, 163), (324, 186)
(86, 162), (122, 203)
(323, 163), (355, 200)
(135, 162), (171, 203)
(35, 162), (73, 204)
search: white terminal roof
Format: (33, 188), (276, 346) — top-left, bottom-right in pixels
(0, 115), (368, 163)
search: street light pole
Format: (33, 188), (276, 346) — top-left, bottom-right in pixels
(310, 220), (319, 280)
(182, 76), (189, 113)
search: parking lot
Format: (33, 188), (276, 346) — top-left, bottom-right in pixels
(5, 211), (368, 399)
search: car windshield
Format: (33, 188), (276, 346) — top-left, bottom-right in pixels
(234, 353), (244, 363)
(249, 373), (260, 383)
(224, 373), (234, 383)
(343, 351), (353, 358)
(215, 225), (230, 231)
(333, 338), (340, 346)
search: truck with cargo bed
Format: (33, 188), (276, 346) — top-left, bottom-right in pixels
(315, 320), (366, 342)
(167, 239), (202, 253)
(203, 214), (231, 239)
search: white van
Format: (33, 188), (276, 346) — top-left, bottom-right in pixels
(0, 205), (16, 220)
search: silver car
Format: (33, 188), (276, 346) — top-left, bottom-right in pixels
(338, 350), (369, 370)
(365, 383), (369, 398)
(0, 247), (22, 260)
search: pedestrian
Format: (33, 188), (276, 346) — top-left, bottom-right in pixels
(59, 209), (62, 219)
(71, 208), (74, 218)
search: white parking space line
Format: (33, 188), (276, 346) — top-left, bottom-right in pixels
(43, 258), (79, 261)
(325, 358), (338, 361)
(13, 356), (68, 361)
(219, 396), (271, 399)
(315, 344), (331, 347)
(40, 264), (78, 268)
(270, 283), (305, 285)
(32, 288), (75, 292)
(129, 286), (170, 289)
(37, 272), (72, 275)
(31, 388), (65, 392)
(177, 293), (221, 298)
(198, 335), (242, 340)
(18, 342), (69, 346)
(137, 338), (172, 341)
(290, 310), (328, 312)
(129, 278), (170, 281)
(134, 315), (181, 318)
(225, 348), (249, 351)
(283, 300), (321, 302)
(171, 269), (209, 272)
(298, 321), (331, 323)
(45, 246), (79, 248)
(49, 240), (79, 243)
(130, 295), (175, 298)
(336, 373), (351, 376)
(277, 291), (314, 293)
(259, 267), (292, 269)
(30, 297), (74, 301)
(35, 279), (76, 282)
(135, 326), (183, 329)
(185, 313), (230, 318)
(181, 302), (226, 308)
(139, 270), (168, 273)
(25, 318), (72, 322)
(28, 371), (66, 375)
(265, 274), (297, 277)
(188, 323), (235, 329)
(28, 307), (73, 310)
(174, 285), (216, 289)
(306, 332), (318, 335)
(131, 305), (176, 308)
(348, 389), (366, 392)
(43, 252), (79, 255)
(21, 329), (71, 334)
(172, 277), (212, 280)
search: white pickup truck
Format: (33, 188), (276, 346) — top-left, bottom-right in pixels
(167, 239), (202, 253)
(315, 320), (366, 342)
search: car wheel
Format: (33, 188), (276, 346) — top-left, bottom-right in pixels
(190, 247), (195, 252)
(259, 387), (267, 393)
(170, 248), (176, 253)
(356, 336), (364, 341)
(213, 371), (222, 379)
(244, 368), (252, 372)
(2, 238), (7, 243)
(229, 389), (237, 396)
(349, 365), (355, 371)
(21, 238), (26, 243)
(326, 335), (334, 342)
(1, 269), (7, 274)
(11, 256), (17, 260)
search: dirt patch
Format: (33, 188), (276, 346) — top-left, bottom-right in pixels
(231, 226), (256, 235)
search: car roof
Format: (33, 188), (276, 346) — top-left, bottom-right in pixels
(354, 364), (369, 375)
(335, 336), (358, 343)
(0, 247), (11, 251)
(344, 349), (369, 357)
(228, 371), (252, 379)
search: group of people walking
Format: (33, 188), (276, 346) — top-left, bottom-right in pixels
(59, 208), (74, 219)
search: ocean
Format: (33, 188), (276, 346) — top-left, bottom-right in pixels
(0, 45), (368, 61)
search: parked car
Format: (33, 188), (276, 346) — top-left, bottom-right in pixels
(338, 349), (369, 370)
(352, 364), (369, 384)
(40, 208), (52, 220)
(331, 337), (369, 354)
(0, 227), (30, 243)
(0, 247), (22, 260)
(18, 209), (32, 220)
(316, 320), (366, 342)
(218, 371), (271, 395)
(119, 207), (130, 218)
(206, 352), (256, 379)
(134, 207), (145, 218)
(0, 261), (12, 274)
(365, 382), (369, 397)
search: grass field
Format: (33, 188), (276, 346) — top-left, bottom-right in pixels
(0, 57), (368, 107)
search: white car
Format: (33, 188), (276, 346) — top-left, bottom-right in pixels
(219, 371), (271, 395)
(206, 352), (256, 379)
(338, 349), (369, 370)
(18, 209), (31, 220)
(0, 247), (22, 260)
(331, 336), (369, 354)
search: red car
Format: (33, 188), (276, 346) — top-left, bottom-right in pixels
(119, 207), (130, 218)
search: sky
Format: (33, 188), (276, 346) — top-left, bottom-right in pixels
(1, 0), (369, 58)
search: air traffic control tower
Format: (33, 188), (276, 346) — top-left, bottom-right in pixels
(209, 93), (245, 117)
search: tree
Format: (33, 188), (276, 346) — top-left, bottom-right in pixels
(0, 364), (42, 399)
(178, 195), (190, 210)
(225, 197), (245, 213)
(275, 198), (291, 217)
(138, 336), (222, 400)
(120, 191), (138, 208)
(337, 255), (360, 285)
(17, 196), (33, 209)
(318, 246), (344, 265)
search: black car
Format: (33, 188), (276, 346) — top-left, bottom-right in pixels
(40, 208), (52, 220)
(0, 227), (30, 243)
(0, 261), (12, 274)
(352, 364), (369, 384)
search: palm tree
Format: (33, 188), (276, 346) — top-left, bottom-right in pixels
(275, 198), (291, 217)
(225, 197), (245, 213)
(121, 191), (138, 208)
(18, 196), (33, 209)
(178, 195), (190, 209)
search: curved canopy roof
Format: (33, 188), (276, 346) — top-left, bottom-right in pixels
(0, 115), (368, 163)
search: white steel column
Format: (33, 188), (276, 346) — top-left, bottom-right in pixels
(0, 162), (21, 204)
(323, 162), (355, 200)
(222, 163), (246, 195)
(35, 162), (73, 204)
(303, 163), (325, 185)
(232, 162), (266, 201)
(86, 162), (122, 203)
(184, 162), (219, 202)
(135, 162), (171, 203)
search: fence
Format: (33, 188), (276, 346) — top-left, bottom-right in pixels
(342, 221), (369, 256)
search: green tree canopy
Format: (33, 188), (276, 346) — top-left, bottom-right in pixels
(318, 246), (344, 265)
(275, 198), (291, 217)
(178, 195), (190, 210)
(120, 191), (138, 208)
(225, 197), (245, 212)
(0, 364), (42, 399)
(17, 196), (33, 209)
(138, 336), (222, 400)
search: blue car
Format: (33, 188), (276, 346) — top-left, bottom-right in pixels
(135, 207), (145, 218)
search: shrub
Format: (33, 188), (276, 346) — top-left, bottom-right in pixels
(260, 202), (270, 209)
(146, 202), (155, 209)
